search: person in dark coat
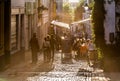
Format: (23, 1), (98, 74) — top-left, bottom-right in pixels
(50, 34), (56, 62)
(30, 33), (39, 64)
(42, 37), (51, 62)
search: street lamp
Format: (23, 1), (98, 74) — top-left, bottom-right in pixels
(84, 3), (89, 11)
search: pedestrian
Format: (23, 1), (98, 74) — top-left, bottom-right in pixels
(85, 32), (88, 40)
(73, 38), (81, 60)
(55, 34), (61, 51)
(80, 42), (88, 58)
(88, 40), (96, 60)
(30, 33), (39, 64)
(50, 34), (55, 62)
(42, 37), (51, 63)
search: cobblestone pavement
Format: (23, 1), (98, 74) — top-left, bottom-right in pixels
(26, 52), (111, 81)
(0, 51), (117, 81)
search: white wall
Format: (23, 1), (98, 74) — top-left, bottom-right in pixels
(11, 0), (25, 7)
(104, 0), (115, 44)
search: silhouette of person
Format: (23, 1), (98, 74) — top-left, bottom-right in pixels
(30, 33), (39, 64)
(42, 37), (51, 62)
(50, 34), (55, 62)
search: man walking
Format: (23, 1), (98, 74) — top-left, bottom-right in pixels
(50, 34), (55, 62)
(30, 33), (39, 64)
(42, 37), (51, 62)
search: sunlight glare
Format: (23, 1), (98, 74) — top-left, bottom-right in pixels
(69, 0), (79, 3)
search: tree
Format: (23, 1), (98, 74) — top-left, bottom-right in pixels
(74, 0), (84, 21)
(92, 0), (105, 48)
(91, 0), (105, 67)
(63, 2), (71, 13)
(62, 2), (72, 23)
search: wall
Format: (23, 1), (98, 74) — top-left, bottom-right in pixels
(0, 1), (5, 71)
(104, 0), (115, 44)
(11, 8), (25, 53)
(11, 0), (24, 7)
(37, 0), (50, 49)
(0, 2), (4, 56)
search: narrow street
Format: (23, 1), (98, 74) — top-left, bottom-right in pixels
(0, 51), (119, 81)
(26, 52), (110, 81)
(1, 0), (120, 81)
(2, 51), (109, 81)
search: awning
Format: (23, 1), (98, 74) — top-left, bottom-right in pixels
(51, 20), (70, 29)
(51, 18), (91, 29)
(71, 18), (91, 24)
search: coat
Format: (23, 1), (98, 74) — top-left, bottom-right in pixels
(30, 37), (39, 52)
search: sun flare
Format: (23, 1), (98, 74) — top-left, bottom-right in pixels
(69, 0), (79, 3)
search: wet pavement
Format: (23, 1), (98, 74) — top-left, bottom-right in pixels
(0, 51), (117, 81)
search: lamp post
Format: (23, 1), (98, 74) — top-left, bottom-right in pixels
(84, 3), (89, 11)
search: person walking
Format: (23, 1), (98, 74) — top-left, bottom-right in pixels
(30, 33), (39, 64)
(42, 37), (51, 63)
(73, 38), (81, 60)
(80, 42), (88, 58)
(50, 34), (56, 62)
(87, 40), (96, 62)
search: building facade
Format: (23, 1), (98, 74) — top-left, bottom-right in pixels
(104, 0), (116, 44)
(0, 0), (11, 70)
(37, 0), (50, 49)
(56, 0), (63, 20)
(0, 0), (57, 70)
(10, 0), (38, 65)
(115, 0), (120, 46)
(0, 0), (39, 70)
